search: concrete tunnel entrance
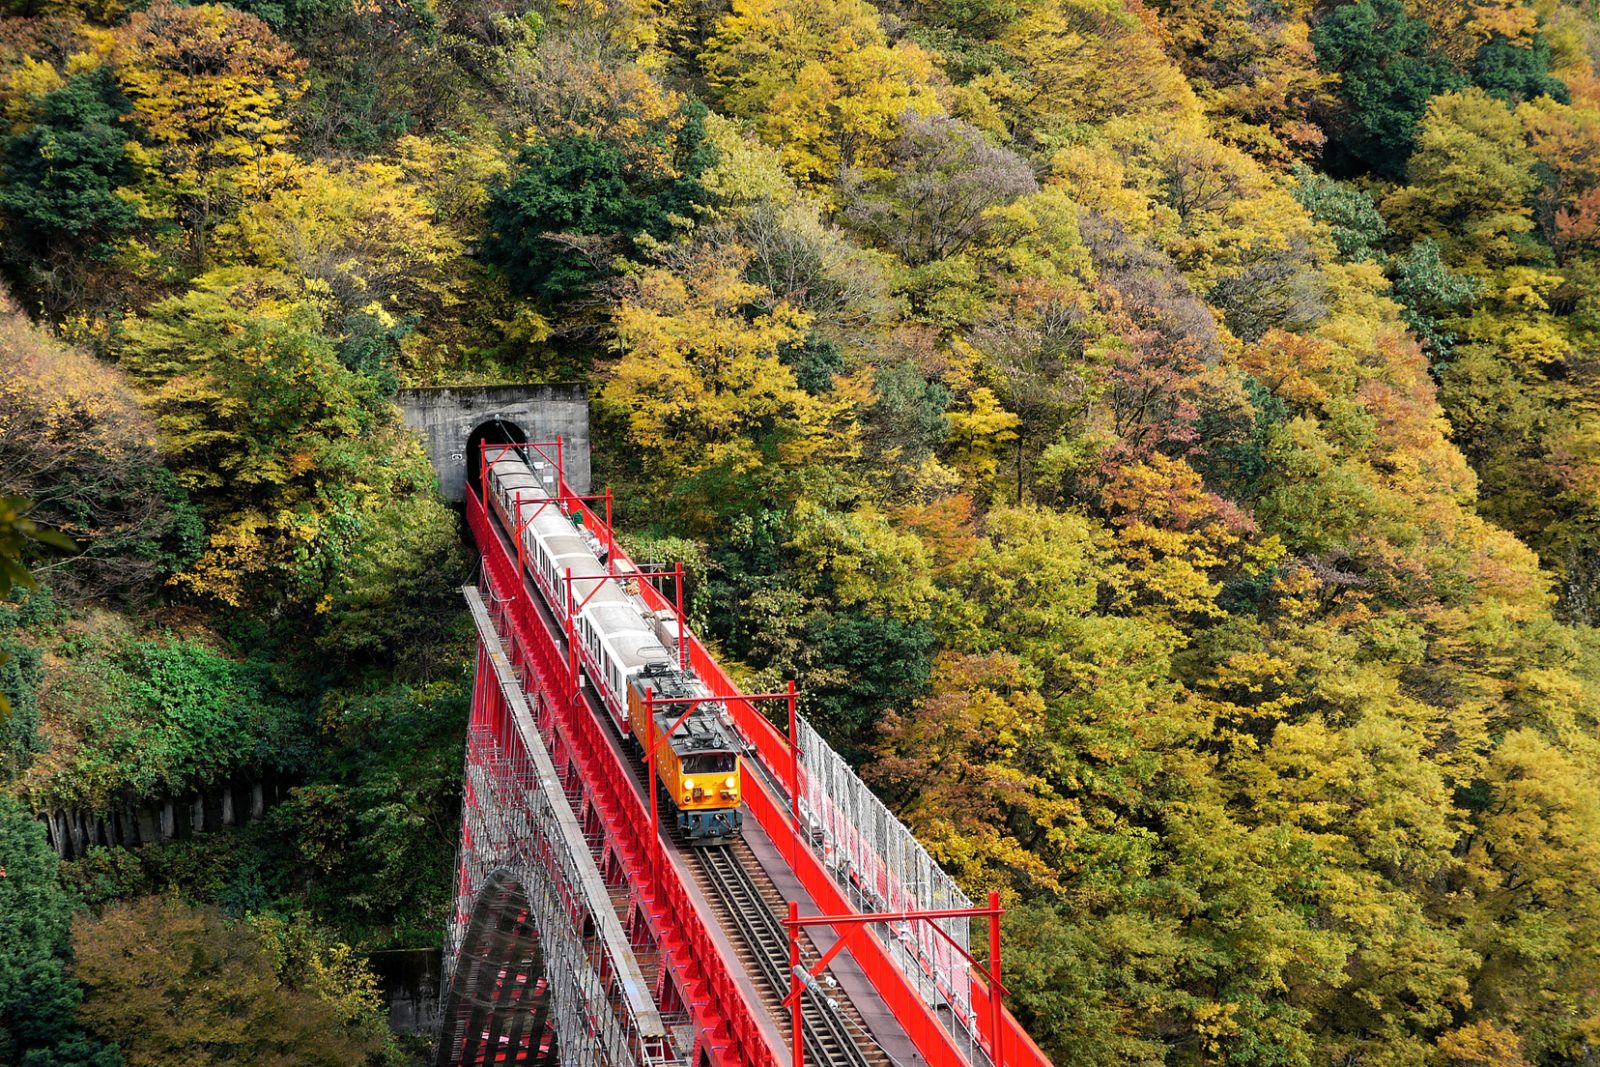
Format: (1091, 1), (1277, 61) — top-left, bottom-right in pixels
(396, 384), (590, 503)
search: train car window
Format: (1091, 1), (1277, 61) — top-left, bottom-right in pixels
(681, 753), (736, 774)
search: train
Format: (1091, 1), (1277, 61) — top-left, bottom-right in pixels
(485, 448), (744, 842)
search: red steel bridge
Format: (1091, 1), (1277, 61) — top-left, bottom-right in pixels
(438, 438), (1054, 1067)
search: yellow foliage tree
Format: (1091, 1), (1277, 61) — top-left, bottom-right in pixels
(603, 243), (861, 525)
(111, 1), (306, 260)
(985, 0), (1195, 146)
(700, 0), (941, 184)
(1383, 89), (1539, 270)
(230, 159), (465, 326)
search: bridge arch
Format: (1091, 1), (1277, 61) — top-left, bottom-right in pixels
(436, 868), (559, 1067)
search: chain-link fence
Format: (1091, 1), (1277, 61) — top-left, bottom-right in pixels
(794, 719), (981, 1059)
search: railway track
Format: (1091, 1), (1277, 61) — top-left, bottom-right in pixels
(691, 841), (883, 1067)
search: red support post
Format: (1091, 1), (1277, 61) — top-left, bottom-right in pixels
(781, 897), (1010, 1067)
(789, 901), (803, 1067)
(556, 435), (565, 507)
(787, 680), (800, 870)
(480, 445), (490, 514)
(605, 488), (614, 564)
(989, 890), (1004, 1067)
(565, 570), (578, 695)
(646, 688), (659, 880)
(513, 492), (524, 606)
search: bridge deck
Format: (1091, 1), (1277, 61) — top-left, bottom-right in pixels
(485, 496), (921, 1067)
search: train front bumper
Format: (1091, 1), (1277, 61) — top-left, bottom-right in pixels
(678, 808), (743, 841)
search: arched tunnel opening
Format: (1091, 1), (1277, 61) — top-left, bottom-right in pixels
(465, 418), (529, 501)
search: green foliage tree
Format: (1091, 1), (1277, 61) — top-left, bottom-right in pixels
(0, 796), (120, 1067)
(1387, 239), (1480, 359)
(11, 626), (307, 811)
(484, 104), (713, 302)
(276, 677), (467, 943)
(0, 69), (139, 312)
(1471, 33), (1567, 106)
(1288, 167), (1388, 261)
(1311, 0), (1463, 178)
(0, 593), (49, 780)
(0, 499), (72, 604)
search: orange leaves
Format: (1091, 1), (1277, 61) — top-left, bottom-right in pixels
(1100, 453), (1277, 618)
(1554, 185), (1600, 259)
(871, 650), (1074, 894)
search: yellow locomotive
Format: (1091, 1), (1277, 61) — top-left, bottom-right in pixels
(626, 660), (743, 842)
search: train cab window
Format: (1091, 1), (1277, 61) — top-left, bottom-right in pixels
(681, 752), (736, 775)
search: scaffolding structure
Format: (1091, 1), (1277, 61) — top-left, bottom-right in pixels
(438, 589), (687, 1067)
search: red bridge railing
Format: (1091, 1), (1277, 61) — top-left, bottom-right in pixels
(468, 488), (781, 1067)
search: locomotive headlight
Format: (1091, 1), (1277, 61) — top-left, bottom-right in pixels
(724, 776), (736, 789)
(683, 778), (695, 790)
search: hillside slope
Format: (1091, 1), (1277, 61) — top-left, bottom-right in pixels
(3, 0), (1600, 1062)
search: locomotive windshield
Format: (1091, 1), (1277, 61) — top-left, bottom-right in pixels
(681, 752), (736, 774)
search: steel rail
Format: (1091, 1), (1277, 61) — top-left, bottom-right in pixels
(695, 845), (875, 1067)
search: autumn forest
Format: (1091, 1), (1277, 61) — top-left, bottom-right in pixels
(2, 0), (1599, 1060)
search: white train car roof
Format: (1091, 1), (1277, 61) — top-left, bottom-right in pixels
(490, 455), (561, 497)
(489, 452), (639, 622)
(537, 528), (591, 560)
(594, 624), (675, 674)
(488, 457), (543, 488)
(583, 601), (652, 638)
(559, 555), (635, 611)
(615, 637), (674, 673)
